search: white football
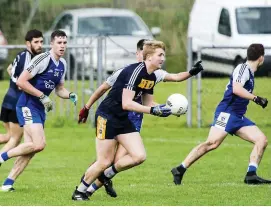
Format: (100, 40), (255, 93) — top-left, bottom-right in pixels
(166, 93), (188, 116)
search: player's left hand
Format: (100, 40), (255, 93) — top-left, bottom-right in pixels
(150, 104), (172, 117)
(253, 96), (268, 108)
(189, 60), (204, 76)
(69, 92), (78, 106)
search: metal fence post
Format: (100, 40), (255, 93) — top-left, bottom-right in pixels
(97, 36), (103, 107)
(186, 37), (193, 127)
(197, 49), (202, 128)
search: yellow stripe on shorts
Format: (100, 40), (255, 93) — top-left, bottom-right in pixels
(97, 116), (107, 139)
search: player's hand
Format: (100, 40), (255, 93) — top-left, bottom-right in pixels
(189, 60), (204, 76)
(150, 104), (171, 117)
(39, 94), (53, 112)
(78, 105), (90, 123)
(69, 92), (78, 106)
(253, 96), (268, 108)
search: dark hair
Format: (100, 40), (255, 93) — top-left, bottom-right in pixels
(51, 30), (67, 41)
(137, 39), (149, 51)
(247, 43), (265, 61)
(25, 29), (43, 42)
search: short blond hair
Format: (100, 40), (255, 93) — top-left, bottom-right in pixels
(143, 40), (166, 61)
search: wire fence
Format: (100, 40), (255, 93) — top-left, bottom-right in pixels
(186, 39), (271, 128)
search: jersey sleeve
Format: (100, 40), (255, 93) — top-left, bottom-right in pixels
(60, 58), (67, 84)
(10, 54), (20, 82)
(124, 63), (144, 91)
(155, 69), (168, 84)
(25, 52), (50, 77)
(106, 67), (124, 86)
(232, 64), (250, 86)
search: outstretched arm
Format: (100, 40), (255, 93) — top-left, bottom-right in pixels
(85, 82), (111, 109)
(163, 60), (203, 82)
(78, 82), (111, 123)
(164, 71), (191, 82)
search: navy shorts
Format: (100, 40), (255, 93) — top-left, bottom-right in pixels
(16, 106), (46, 127)
(0, 107), (18, 123)
(95, 112), (137, 140)
(128, 112), (143, 132)
(212, 112), (255, 135)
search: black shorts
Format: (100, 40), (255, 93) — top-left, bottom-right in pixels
(0, 107), (18, 123)
(95, 112), (137, 140)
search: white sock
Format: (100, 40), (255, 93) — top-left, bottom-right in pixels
(0, 156), (4, 163)
(87, 183), (99, 193)
(77, 182), (88, 193)
(104, 166), (117, 179)
(248, 162), (258, 168)
(181, 162), (187, 169)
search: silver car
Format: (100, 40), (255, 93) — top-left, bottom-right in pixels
(45, 8), (160, 78)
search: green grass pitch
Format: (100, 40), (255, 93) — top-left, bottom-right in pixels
(0, 79), (270, 205)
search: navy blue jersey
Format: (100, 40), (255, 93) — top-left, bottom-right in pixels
(16, 51), (66, 111)
(215, 63), (254, 116)
(106, 65), (167, 111)
(98, 62), (159, 118)
(2, 50), (33, 110)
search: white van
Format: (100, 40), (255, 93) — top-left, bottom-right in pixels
(188, 0), (271, 76)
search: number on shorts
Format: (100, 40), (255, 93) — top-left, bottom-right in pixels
(96, 116), (107, 139)
(215, 112), (230, 130)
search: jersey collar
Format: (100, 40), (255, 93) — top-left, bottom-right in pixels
(245, 63), (254, 76)
(49, 50), (59, 66)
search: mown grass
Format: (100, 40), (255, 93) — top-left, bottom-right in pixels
(0, 79), (270, 205)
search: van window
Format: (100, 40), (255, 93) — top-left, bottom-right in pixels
(236, 7), (271, 34)
(55, 14), (73, 32)
(77, 16), (149, 36)
(218, 8), (231, 36)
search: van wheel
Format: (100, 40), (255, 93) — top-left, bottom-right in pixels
(0, 69), (3, 80)
(234, 57), (244, 68)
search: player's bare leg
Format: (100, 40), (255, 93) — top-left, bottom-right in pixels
(171, 126), (228, 185)
(91, 132), (146, 195)
(0, 122), (23, 153)
(0, 122), (10, 144)
(1, 128), (35, 191)
(86, 143), (128, 197)
(113, 132), (146, 171)
(236, 125), (271, 184)
(0, 124), (45, 164)
(72, 138), (116, 201)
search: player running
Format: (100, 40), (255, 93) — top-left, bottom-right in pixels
(0, 30), (78, 191)
(0, 29), (43, 151)
(171, 43), (271, 185)
(72, 40), (203, 201)
(77, 39), (203, 198)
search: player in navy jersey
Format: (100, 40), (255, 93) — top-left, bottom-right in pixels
(0, 30), (78, 191)
(77, 39), (203, 198)
(0, 30), (43, 150)
(171, 43), (271, 185)
(72, 40), (203, 201)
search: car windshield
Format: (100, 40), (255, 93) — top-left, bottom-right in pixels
(236, 7), (271, 34)
(78, 16), (150, 36)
